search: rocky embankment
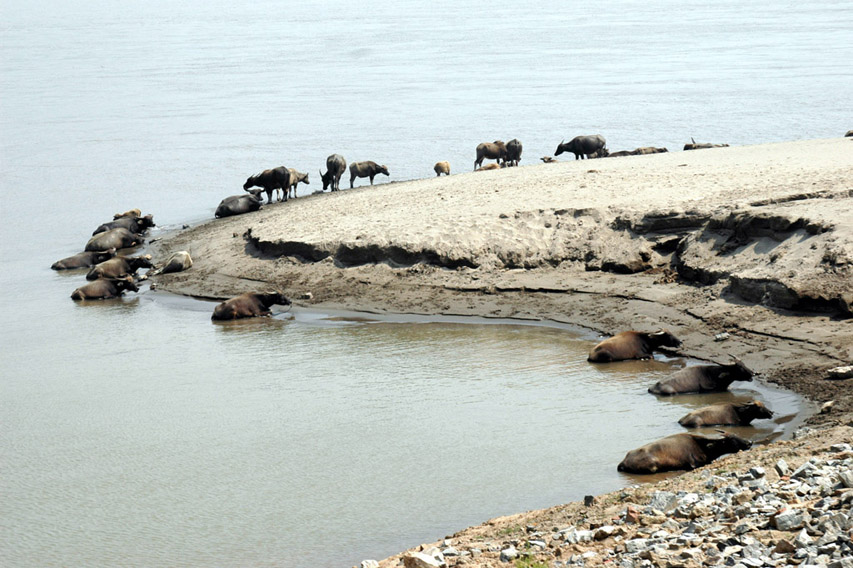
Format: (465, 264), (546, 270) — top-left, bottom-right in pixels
(368, 426), (852, 568)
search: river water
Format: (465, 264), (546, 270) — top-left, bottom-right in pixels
(0, 1), (847, 566)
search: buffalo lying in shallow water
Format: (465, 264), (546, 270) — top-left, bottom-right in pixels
(86, 255), (153, 280)
(85, 228), (143, 252)
(587, 330), (681, 363)
(93, 214), (155, 236)
(617, 431), (752, 474)
(211, 292), (291, 320)
(71, 277), (139, 301)
(51, 249), (116, 270)
(648, 359), (754, 395)
(678, 400), (773, 428)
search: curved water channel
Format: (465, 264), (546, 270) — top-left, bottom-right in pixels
(2, 275), (812, 567)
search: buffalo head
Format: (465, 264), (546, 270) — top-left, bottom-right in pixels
(649, 329), (682, 349)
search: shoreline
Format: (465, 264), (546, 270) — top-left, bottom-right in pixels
(147, 137), (853, 566)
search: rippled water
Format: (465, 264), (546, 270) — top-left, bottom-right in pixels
(0, 1), (844, 566)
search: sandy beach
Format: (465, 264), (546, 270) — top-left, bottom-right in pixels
(150, 137), (853, 566)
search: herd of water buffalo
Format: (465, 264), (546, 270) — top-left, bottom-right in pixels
(587, 330), (772, 474)
(213, 135), (732, 218)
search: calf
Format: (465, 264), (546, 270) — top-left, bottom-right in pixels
(434, 161), (450, 176)
(287, 168), (310, 199)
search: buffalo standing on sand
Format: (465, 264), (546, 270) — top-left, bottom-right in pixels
(85, 228), (143, 252)
(349, 161), (389, 188)
(243, 166), (291, 203)
(648, 359), (754, 395)
(617, 431), (752, 474)
(215, 193), (262, 218)
(71, 277), (139, 301)
(678, 400), (774, 428)
(555, 135), (607, 160)
(321, 154), (347, 192)
(51, 249), (116, 270)
(287, 168), (310, 199)
(504, 139), (523, 167)
(86, 255), (153, 280)
(434, 161), (450, 176)
(587, 330), (681, 363)
(474, 140), (507, 170)
(211, 292), (291, 320)
(93, 214), (155, 236)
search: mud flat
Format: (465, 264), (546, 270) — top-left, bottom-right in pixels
(150, 137), (853, 566)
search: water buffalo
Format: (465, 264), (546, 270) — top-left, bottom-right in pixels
(321, 154), (347, 192)
(540, 156), (557, 163)
(588, 148), (610, 158)
(51, 249), (116, 270)
(146, 251), (193, 276)
(243, 166), (291, 203)
(349, 161), (389, 188)
(587, 330), (681, 363)
(683, 141), (729, 151)
(555, 135), (607, 160)
(846, 130), (853, 137)
(287, 168), (310, 199)
(434, 161), (450, 176)
(86, 254), (153, 280)
(617, 431), (752, 474)
(474, 140), (507, 170)
(634, 147), (669, 155)
(475, 163), (503, 171)
(505, 139), (523, 167)
(215, 193), (262, 218)
(93, 214), (155, 236)
(211, 292), (291, 320)
(85, 228), (143, 252)
(648, 359), (754, 395)
(71, 277), (139, 301)
(114, 208), (141, 219)
(678, 400), (774, 428)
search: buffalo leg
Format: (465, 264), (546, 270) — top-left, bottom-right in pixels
(369, 175), (375, 185)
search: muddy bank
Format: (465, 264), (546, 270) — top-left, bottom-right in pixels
(148, 138), (853, 564)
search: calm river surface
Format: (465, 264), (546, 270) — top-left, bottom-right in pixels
(0, 1), (847, 566)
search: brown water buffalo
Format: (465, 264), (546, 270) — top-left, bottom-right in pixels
(349, 161), (389, 188)
(555, 135), (607, 160)
(86, 254), (153, 280)
(93, 214), (155, 236)
(607, 150), (635, 157)
(588, 148), (610, 158)
(215, 193), (262, 218)
(634, 146), (669, 155)
(71, 277), (139, 301)
(648, 359), (754, 395)
(683, 141), (730, 150)
(540, 156), (557, 163)
(287, 168), (310, 199)
(51, 249), (116, 270)
(474, 140), (507, 170)
(587, 330), (682, 363)
(617, 431), (752, 474)
(476, 163), (503, 171)
(434, 161), (450, 176)
(505, 139), (523, 166)
(114, 208), (141, 219)
(85, 228), (143, 252)
(211, 292), (291, 320)
(243, 166), (291, 203)
(321, 154), (347, 192)
(846, 130), (853, 137)
(146, 251), (193, 277)
(678, 400), (774, 428)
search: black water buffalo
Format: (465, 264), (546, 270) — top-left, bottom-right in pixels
(648, 359), (754, 395)
(587, 330), (682, 363)
(321, 154), (347, 192)
(607, 150), (635, 158)
(474, 140), (507, 170)
(617, 431), (752, 474)
(683, 142), (729, 151)
(211, 292), (291, 320)
(114, 208), (141, 219)
(588, 148), (610, 158)
(146, 251), (193, 277)
(287, 168), (310, 199)
(846, 130), (853, 137)
(505, 139), (523, 167)
(678, 400), (774, 428)
(85, 228), (143, 252)
(71, 277), (139, 301)
(215, 193), (262, 218)
(51, 249), (116, 270)
(93, 214), (155, 236)
(555, 135), (607, 160)
(434, 161), (450, 176)
(86, 255), (153, 280)
(349, 161), (389, 188)
(243, 166), (291, 203)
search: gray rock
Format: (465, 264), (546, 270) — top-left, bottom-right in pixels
(792, 462), (817, 479)
(499, 546), (518, 562)
(749, 466), (766, 478)
(361, 561), (379, 568)
(794, 528), (813, 548)
(441, 547), (459, 557)
(403, 552), (443, 568)
(839, 470), (853, 488)
(625, 538), (649, 554)
(649, 491), (678, 512)
(528, 540), (546, 549)
(774, 509), (805, 531)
